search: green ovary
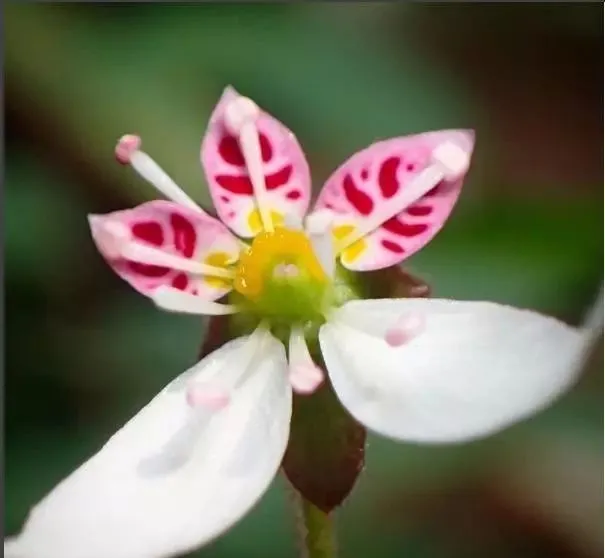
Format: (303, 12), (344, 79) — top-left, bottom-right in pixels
(228, 262), (364, 350)
(227, 228), (372, 348)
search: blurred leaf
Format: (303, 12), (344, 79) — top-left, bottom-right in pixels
(5, 3), (475, 207)
(5, 153), (86, 286)
(409, 197), (603, 310)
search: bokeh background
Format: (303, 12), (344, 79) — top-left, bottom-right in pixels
(4, 3), (604, 558)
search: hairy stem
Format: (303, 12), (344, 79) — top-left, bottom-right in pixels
(288, 478), (337, 558)
(300, 499), (337, 558)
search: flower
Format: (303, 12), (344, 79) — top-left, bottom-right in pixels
(5, 87), (598, 558)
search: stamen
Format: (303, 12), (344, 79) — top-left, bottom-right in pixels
(119, 241), (235, 279)
(151, 286), (240, 315)
(224, 97), (274, 233)
(384, 314), (425, 347)
(288, 326), (324, 394)
(305, 209), (337, 279)
(337, 141), (471, 251)
(306, 209), (337, 235)
(115, 135), (201, 211)
(115, 134), (141, 165)
(89, 216), (234, 278)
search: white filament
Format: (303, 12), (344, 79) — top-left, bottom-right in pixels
(288, 326), (324, 393)
(119, 241), (234, 279)
(224, 97), (274, 233)
(336, 141), (470, 251)
(129, 151), (201, 211)
(305, 209), (337, 279)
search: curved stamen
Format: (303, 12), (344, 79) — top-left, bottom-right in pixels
(305, 209), (337, 279)
(336, 141), (471, 251)
(224, 97), (274, 233)
(88, 216), (234, 279)
(115, 135), (201, 211)
(119, 242), (234, 278)
(151, 286), (240, 315)
(288, 326), (324, 394)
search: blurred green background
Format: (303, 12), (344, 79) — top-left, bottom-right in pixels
(4, 3), (603, 558)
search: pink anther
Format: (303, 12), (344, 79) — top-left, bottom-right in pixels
(223, 96), (259, 137)
(289, 364), (324, 395)
(115, 134), (142, 165)
(186, 384), (230, 410)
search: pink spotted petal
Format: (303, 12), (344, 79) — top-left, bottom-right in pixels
(314, 130), (475, 271)
(89, 200), (240, 299)
(201, 86), (311, 238)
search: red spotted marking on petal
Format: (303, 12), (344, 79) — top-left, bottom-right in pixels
(132, 222), (164, 246)
(171, 273), (189, 290)
(215, 165), (293, 196)
(266, 165), (292, 190)
(129, 221), (169, 276)
(218, 133), (273, 167)
(128, 262), (169, 277)
(215, 175), (253, 195)
(383, 217), (429, 237)
(425, 183), (444, 197)
(343, 175), (374, 215)
(381, 240), (405, 254)
(360, 168), (369, 180)
(286, 190), (302, 200)
(259, 133), (273, 162)
(220, 196), (230, 203)
(170, 213), (196, 258)
(406, 205), (433, 217)
(378, 157), (400, 199)
(218, 135), (245, 167)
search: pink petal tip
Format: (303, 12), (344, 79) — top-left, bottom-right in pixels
(88, 215), (130, 260)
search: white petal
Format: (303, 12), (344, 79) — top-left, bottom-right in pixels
(320, 298), (587, 443)
(6, 334), (291, 558)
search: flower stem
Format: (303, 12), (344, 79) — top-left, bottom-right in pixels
(300, 499), (337, 558)
(291, 487), (337, 558)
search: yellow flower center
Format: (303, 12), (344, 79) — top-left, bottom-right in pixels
(234, 228), (327, 300)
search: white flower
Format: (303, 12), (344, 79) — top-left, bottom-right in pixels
(5, 88), (600, 558)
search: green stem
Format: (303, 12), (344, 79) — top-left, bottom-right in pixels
(293, 492), (337, 558)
